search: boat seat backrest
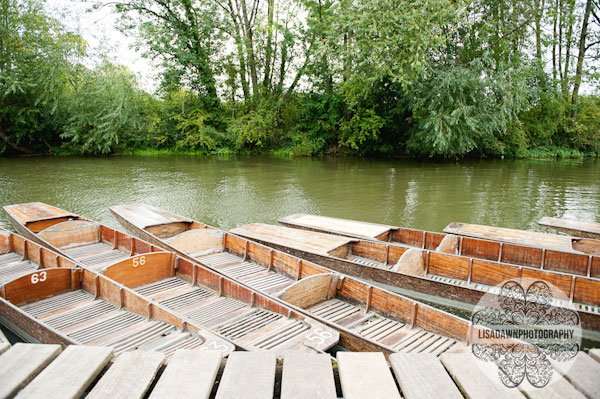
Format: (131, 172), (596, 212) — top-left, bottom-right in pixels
(38, 220), (101, 249)
(276, 273), (339, 308)
(166, 228), (224, 257)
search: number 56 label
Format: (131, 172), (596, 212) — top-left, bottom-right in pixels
(132, 256), (146, 267)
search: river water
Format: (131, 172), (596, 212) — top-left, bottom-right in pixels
(0, 156), (598, 232)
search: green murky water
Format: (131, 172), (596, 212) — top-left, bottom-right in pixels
(0, 156), (598, 232)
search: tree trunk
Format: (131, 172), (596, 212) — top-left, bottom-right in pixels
(562, 0), (576, 97)
(0, 127), (34, 154)
(534, 0), (545, 63)
(552, 0), (558, 81)
(262, 0), (274, 92)
(571, 0), (593, 120)
(239, 0), (259, 98)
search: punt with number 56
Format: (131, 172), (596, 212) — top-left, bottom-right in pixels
(0, 228), (235, 358)
(0, 205), (340, 354)
(106, 203), (489, 357)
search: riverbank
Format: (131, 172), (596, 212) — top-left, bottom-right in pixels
(45, 145), (600, 160)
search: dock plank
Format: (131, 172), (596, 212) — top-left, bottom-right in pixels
(86, 351), (164, 399)
(281, 353), (336, 399)
(389, 353), (462, 399)
(215, 352), (277, 399)
(337, 352), (400, 399)
(0, 343), (62, 399)
(590, 349), (600, 363)
(441, 353), (524, 399)
(554, 352), (600, 399)
(149, 350), (221, 399)
(521, 375), (586, 399)
(15, 345), (113, 399)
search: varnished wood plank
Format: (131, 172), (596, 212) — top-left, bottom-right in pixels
(444, 222), (577, 253)
(230, 223), (355, 255)
(15, 345), (113, 399)
(0, 343), (61, 399)
(337, 352), (400, 399)
(389, 353), (462, 399)
(86, 350), (164, 399)
(281, 353), (336, 399)
(539, 217), (600, 239)
(149, 350), (221, 399)
(215, 352), (277, 399)
(109, 204), (192, 229)
(279, 213), (395, 240)
(554, 351), (600, 399)
(441, 353), (524, 399)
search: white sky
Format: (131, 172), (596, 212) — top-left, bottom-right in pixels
(46, 0), (158, 92)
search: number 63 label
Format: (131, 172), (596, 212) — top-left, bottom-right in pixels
(31, 271), (47, 284)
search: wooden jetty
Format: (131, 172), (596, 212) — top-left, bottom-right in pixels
(279, 213), (600, 276)
(229, 222), (600, 334)
(539, 217), (600, 240)
(109, 203), (474, 356)
(0, 226), (339, 354)
(1, 343), (600, 399)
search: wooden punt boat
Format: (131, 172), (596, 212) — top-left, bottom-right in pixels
(0, 254), (235, 358)
(280, 213), (600, 277)
(0, 206), (340, 354)
(109, 203), (509, 356)
(539, 216), (600, 239)
(229, 222), (600, 335)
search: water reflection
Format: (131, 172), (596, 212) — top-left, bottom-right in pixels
(0, 156), (598, 233)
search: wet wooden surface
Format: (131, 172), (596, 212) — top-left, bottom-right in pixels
(1, 344), (599, 399)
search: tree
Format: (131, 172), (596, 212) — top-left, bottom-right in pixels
(0, 0), (85, 154)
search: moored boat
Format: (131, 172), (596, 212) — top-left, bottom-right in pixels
(0, 204), (340, 354)
(539, 216), (600, 240)
(109, 204), (507, 356)
(0, 260), (235, 358)
(230, 222), (600, 335)
(279, 213), (600, 276)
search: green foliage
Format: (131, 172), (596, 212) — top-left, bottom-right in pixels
(60, 63), (149, 154)
(407, 61), (524, 157)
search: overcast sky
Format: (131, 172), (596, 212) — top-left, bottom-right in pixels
(46, 0), (158, 92)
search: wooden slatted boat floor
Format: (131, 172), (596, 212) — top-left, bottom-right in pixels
(19, 290), (205, 357)
(133, 277), (313, 352)
(2, 344), (599, 399)
(198, 251), (461, 355)
(61, 242), (130, 271)
(199, 252), (295, 293)
(0, 252), (38, 284)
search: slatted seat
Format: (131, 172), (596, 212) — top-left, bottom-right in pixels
(197, 251), (243, 268)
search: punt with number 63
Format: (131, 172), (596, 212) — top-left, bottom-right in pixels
(0, 229), (236, 358)
(0, 205), (340, 354)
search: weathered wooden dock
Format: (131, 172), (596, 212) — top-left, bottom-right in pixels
(1, 343), (599, 399)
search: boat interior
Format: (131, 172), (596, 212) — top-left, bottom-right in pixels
(0, 266), (234, 359)
(120, 216), (470, 356)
